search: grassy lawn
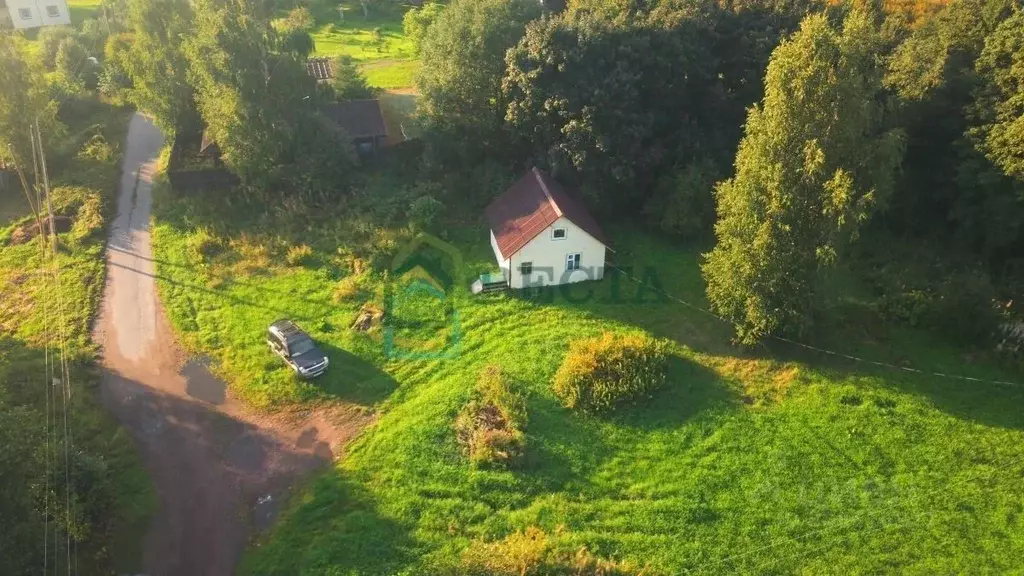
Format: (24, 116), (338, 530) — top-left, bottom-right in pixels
(149, 167), (1024, 573)
(364, 59), (419, 90)
(0, 99), (155, 574)
(292, 1), (420, 90)
(67, 0), (102, 25)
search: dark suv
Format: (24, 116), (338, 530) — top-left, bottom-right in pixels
(267, 319), (329, 379)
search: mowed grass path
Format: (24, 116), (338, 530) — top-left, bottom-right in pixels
(150, 185), (1024, 574)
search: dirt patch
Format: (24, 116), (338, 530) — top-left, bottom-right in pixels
(351, 303), (385, 331)
(8, 215), (73, 245)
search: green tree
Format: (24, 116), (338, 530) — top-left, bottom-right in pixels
(39, 26), (75, 70)
(282, 5), (315, 31)
(502, 0), (817, 213)
(971, 10), (1024, 181)
(884, 0), (1019, 260)
(0, 35), (61, 226)
(185, 0), (354, 196)
(55, 36), (99, 90)
(702, 10), (904, 344)
(403, 2), (445, 54)
(417, 0), (541, 160)
(125, 0), (195, 132)
(329, 55), (374, 100)
(99, 32), (135, 99)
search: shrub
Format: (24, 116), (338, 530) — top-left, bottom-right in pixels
(552, 332), (671, 413)
(859, 240), (1003, 346)
(186, 228), (223, 262)
(332, 274), (364, 303)
(459, 527), (641, 575)
(39, 26), (75, 70)
(642, 158), (718, 241)
(408, 194), (445, 233)
(285, 244), (315, 267)
(454, 366), (527, 467)
(329, 55), (375, 101)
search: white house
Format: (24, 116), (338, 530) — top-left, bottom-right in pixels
(484, 167), (607, 290)
(4, 0), (70, 29)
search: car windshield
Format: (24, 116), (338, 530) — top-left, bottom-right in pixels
(289, 338), (317, 356)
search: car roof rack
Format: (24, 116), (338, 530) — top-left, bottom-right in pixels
(271, 319), (304, 338)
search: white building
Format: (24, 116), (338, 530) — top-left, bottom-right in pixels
(4, 0), (71, 29)
(484, 167), (608, 290)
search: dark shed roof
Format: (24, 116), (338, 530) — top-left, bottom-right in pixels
(485, 167), (606, 257)
(323, 99), (388, 139)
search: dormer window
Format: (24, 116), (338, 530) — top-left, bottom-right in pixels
(552, 228), (566, 240)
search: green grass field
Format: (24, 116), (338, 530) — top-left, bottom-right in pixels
(300, 1), (420, 90)
(148, 168), (1024, 573)
(0, 100), (155, 574)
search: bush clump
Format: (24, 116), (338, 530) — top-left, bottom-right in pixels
(408, 194), (445, 233)
(552, 332), (671, 413)
(459, 527), (643, 575)
(454, 366), (526, 467)
(285, 244), (316, 267)
(186, 228), (223, 262)
(333, 274), (364, 303)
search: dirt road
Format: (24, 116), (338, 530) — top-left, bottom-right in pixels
(94, 113), (370, 575)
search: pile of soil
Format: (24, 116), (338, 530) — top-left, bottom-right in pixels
(351, 303), (385, 331)
(8, 215), (72, 245)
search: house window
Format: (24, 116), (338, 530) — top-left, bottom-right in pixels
(552, 228), (567, 240)
(19, 8), (32, 19)
(519, 262), (533, 275)
(566, 253), (581, 271)
(46, 5), (60, 17)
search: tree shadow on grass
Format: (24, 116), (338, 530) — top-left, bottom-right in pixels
(611, 355), (739, 431)
(243, 471), (418, 576)
(517, 393), (616, 495)
(515, 356), (736, 496)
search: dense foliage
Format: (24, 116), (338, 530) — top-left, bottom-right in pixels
(884, 0), (1024, 264)
(552, 332), (670, 413)
(125, 0), (195, 132)
(416, 0), (541, 160)
(703, 9), (904, 344)
(184, 0), (354, 196)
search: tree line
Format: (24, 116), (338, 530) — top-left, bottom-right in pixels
(413, 0), (1023, 345)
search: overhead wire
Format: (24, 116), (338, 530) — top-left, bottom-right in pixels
(606, 264), (1024, 389)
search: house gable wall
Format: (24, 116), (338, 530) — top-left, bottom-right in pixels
(5, 0), (71, 28)
(504, 216), (605, 289)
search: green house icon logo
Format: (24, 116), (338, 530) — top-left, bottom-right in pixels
(384, 233), (463, 360)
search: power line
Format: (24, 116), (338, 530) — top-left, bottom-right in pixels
(35, 118), (76, 576)
(31, 127), (53, 576)
(606, 264), (1024, 389)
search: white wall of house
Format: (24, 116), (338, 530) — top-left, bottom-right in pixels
(5, 0), (70, 29)
(501, 216), (605, 289)
(489, 229), (511, 281)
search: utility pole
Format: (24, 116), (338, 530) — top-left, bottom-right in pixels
(35, 119), (56, 250)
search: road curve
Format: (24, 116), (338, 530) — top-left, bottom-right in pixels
(94, 113), (368, 575)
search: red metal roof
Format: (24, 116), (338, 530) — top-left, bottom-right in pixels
(485, 167), (606, 258)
